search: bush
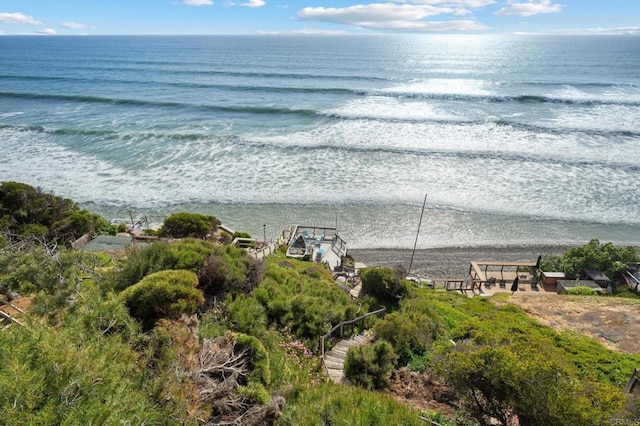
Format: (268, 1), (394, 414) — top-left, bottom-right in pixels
(565, 286), (599, 296)
(119, 270), (204, 330)
(0, 181), (115, 244)
(0, 248), (100, 317)
(435, 341), (626, 426)
(159, 212), (220, 238)
(344, 340), (397, 390)
(111, 239), (213, 292)
(227, 294), (267, 336)
(360, 267), (407, 303)
(548, 239), (640, 279)
(280, 382), (430, 425)
(0, 322), (168, 425)
(197, 245), (261, 298)
(232, 231), (252, 239)
(62, 288), (141, 343)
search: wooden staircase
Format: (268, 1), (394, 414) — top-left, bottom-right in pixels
(324, 333), (372, 384)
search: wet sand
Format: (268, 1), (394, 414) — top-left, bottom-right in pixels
(349, 245), (572, 279)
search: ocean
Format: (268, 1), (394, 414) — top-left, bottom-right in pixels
(1, 35), (639, 249)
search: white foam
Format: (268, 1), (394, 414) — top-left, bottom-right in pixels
(548, 104), (640, 134)
(379, 78), (492, 96)
(1, 113), (638, 232)
(321, 97), (457, 122)
(550, 84), (640, 105)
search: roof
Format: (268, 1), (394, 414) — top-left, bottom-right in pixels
(541, 272), (565, 278)
(583, 269), (611, 282)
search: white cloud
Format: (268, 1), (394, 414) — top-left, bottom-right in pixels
(298, 4), (455, 24)
(36, 28), (57, 35)
(227, 0), (266, 6)
(255, 29), (348, 35)
(183, 0), (214, 5)
(297, 3), (488, 32)
(495, 0), (562, 17)
(61, 21), (90, 29)
(359, 19), (487, 31)
(550, 25), (640, 35)
(241, 0), (266, 7)
(404, 0), (494, 5)
(0, 12), (41, 25)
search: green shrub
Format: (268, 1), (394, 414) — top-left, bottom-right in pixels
(251, 252), (359, 347)
(0, 322), (168, 425)
(0, 248), (100, 317)
(360, 267), (407, 303)
(143, 228), (159, 236)
(371, 293), (444, 368)
(344, 340), (397, 390)
(0, 181), (115, 244)
(236, 332), (271, 386)
(197, 245), (261, 297)
(280, 382), (431, 425)
(227, 294), (267, 336)
(435, 341), (626, 426)
(159, 212), (220, 238)
(21, 223), (48, 237)
(119, 270), (204, 330)
(62, 288), (141, 343)
(111, 239), (213, 292)
(547, 239), (640, 279)
(198, 311), (229, 340)
(237, 382), (270, 404)
(232, 231), (252, 239)
(566, 286), (599, 296)
(117, 222), (128, 233)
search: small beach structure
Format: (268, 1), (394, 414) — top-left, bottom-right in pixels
(284, 225), (347, 271)
(540, 271), (566, 287)
(582, 269), (611, 288)
(468, 260), (537, 292)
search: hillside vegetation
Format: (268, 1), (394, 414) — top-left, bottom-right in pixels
(1, 182), (639, 425)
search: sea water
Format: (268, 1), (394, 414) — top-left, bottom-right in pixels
(0, 35), (639, 248)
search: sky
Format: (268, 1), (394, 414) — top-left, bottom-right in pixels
(0, 1), (638, 36)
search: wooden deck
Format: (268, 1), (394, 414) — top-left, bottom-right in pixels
(469, 260), (542, 293)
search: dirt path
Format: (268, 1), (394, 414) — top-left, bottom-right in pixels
(495, 293), (640, 353)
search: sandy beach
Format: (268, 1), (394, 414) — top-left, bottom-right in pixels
(350, 245), (572, 280)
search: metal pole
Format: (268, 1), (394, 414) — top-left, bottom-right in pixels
(263, 224), (266, 244)
(408, 192), (427, 276)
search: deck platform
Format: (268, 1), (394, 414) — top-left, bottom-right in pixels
(469, 260), (542, 293)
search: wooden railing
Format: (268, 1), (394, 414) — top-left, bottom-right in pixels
(320, 306), (386, 361)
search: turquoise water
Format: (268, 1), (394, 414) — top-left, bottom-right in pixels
(1, 35), (639, 248)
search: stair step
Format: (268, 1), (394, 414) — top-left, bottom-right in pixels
(327, 371), (344, 379)
(324, 360), (343, 369)
(338, 340), (361, 348)
(323, 333), (373, 384)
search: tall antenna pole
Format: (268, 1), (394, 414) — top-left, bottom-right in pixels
(408, 192), (427, 276)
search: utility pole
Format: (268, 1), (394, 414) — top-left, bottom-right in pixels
(408, 192), (427, 276)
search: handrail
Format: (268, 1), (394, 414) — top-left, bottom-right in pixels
(320, 306), (386, 361)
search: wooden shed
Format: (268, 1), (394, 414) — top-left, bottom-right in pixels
(540, 271), (565, 286)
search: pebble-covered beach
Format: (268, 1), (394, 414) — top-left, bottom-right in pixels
(350, 245), (572, 280)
